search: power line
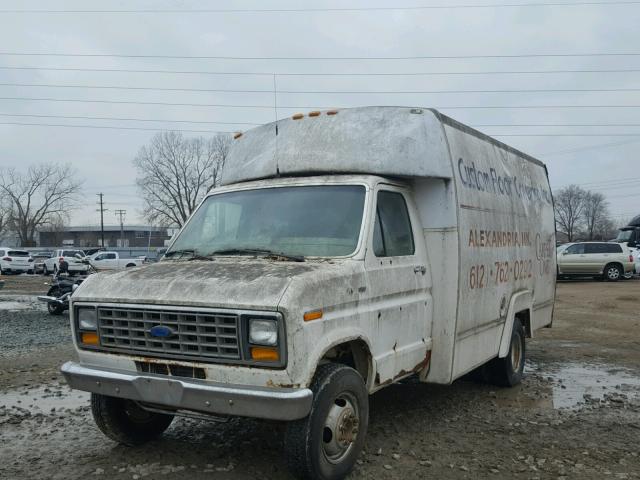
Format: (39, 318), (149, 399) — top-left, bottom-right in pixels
(0, 112), (259, 126)
(5, 96), (640, 110)
(542, 138), (640, 156)
(492, 133), (640, 137)
(1, 120), (640, 137)
(0, 121), (232, 134)
(2, 2), (639, 13)
(3, 82), (640, 95)
(3, 65), (640, 77)
(4, 113), (640, 129)
(554, 176), (640, 187)
(475, 123), (640, 127)
(1, 51), (640, 60)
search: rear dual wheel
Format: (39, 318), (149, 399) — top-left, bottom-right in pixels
(483, 318), (526, 387)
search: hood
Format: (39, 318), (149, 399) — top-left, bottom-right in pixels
(74, 258), (333, 311)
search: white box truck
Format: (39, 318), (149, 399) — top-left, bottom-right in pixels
(62, 107), (556, 480)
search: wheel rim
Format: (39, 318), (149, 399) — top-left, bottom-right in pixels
(510, 332), (523, 372)
(607, 267), (619, 279)
(322, 392), (360, 464)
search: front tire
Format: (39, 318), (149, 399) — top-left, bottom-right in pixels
(285, 364), (368, 480)
(91, 394), (174, 446)
(605, 263), (622, 282)
(488, 318), (526, 387)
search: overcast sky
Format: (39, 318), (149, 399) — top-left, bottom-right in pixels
(0, 0), (638, 228)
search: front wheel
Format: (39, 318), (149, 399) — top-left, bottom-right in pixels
(91, 394), (174, 446)
(488, 318), (526, 387)
(285, 364), (368, 480)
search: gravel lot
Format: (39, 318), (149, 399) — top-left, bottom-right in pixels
(1, 275), (639, 479)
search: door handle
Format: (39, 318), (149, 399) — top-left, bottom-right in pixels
(414, 265), (426, 274)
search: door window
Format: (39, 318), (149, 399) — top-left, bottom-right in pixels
(565, 244), (585, 255)
(585, 243), (607, 254)
(106, 253), (117, 260)
(373, 191), (415, 257)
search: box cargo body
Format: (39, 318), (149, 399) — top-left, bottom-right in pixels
(223, 106), (556, 386)
(62, 106), (555, 480)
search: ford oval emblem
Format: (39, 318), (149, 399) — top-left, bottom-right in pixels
(149, 325), (175, 339)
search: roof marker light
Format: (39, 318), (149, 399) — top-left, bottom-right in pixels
(326, 110), (339, 116)
(308, 111), (321, 117)
(233, 132), (243, 139)
(292, 113), (304, 120)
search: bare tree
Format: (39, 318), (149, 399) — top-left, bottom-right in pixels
(0, 205), (7, 241)
(554, 185), (587, 242)
(134, 131), (231, 227)
(0, 164), (82, 247)
(583, 191), (610, 240)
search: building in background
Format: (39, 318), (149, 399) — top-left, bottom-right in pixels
(38, 225), (173, 248)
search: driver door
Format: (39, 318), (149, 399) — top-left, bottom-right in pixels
(365, 186), (432, 385)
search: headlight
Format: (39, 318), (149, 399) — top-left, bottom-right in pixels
(77, 307), (97, 330)
(248, 319), (278, 346)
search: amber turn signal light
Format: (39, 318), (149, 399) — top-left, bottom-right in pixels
(303, 310), (323, 322)
(81, 332), (99, 345)
(250, 347), (279, 362)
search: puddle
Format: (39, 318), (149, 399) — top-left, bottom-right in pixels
(0, 295), (45, 311)
(0, 384), (89, 413)
(529, 362), (640, 409)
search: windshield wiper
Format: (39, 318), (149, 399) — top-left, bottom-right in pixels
(209, 248), (305, 262)
(164, 249), (212, 261)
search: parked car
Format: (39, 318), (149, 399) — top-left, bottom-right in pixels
(557, 241), (634, 281)
(89, 251), (144, 270)
(43, 249), (89, 276)
(0, 248), (34, 274)
(30, 251), (53, 274)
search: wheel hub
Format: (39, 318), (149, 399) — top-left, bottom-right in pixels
(322, 395), (359, 463)
(511, 333), (522, 371)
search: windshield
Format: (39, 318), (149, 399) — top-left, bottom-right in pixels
(615, 229), (633, 242)
(167, 185), (367, 258)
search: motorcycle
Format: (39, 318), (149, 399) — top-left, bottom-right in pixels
(38, 256), (96, 315)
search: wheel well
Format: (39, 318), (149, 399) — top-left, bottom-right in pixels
(320, 340), (371, 386)
(126, 263), (136, 267)
(515, 309), (532, 338)
(604, 262), (623, 272)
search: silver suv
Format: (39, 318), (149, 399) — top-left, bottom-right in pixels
(557, 241), (634, 281)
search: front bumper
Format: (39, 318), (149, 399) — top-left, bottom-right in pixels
(61, 361), (312, 421)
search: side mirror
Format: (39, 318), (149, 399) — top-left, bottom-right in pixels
(562, 251), (569, 255)
(628, 241), (637, 248)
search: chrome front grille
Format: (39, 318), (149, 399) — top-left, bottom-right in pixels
(97, 306), (241, 361)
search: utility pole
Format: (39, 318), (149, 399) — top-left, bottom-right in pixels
(114, 209), (127, 247)
(96, 193), (106, 247)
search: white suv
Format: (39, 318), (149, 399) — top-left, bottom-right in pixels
(557, 241), (635, 281)
(43, 249), (89, 275)
(0, 248), (34, 274)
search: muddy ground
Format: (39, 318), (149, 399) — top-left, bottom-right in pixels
(1, 275), (639, 479)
